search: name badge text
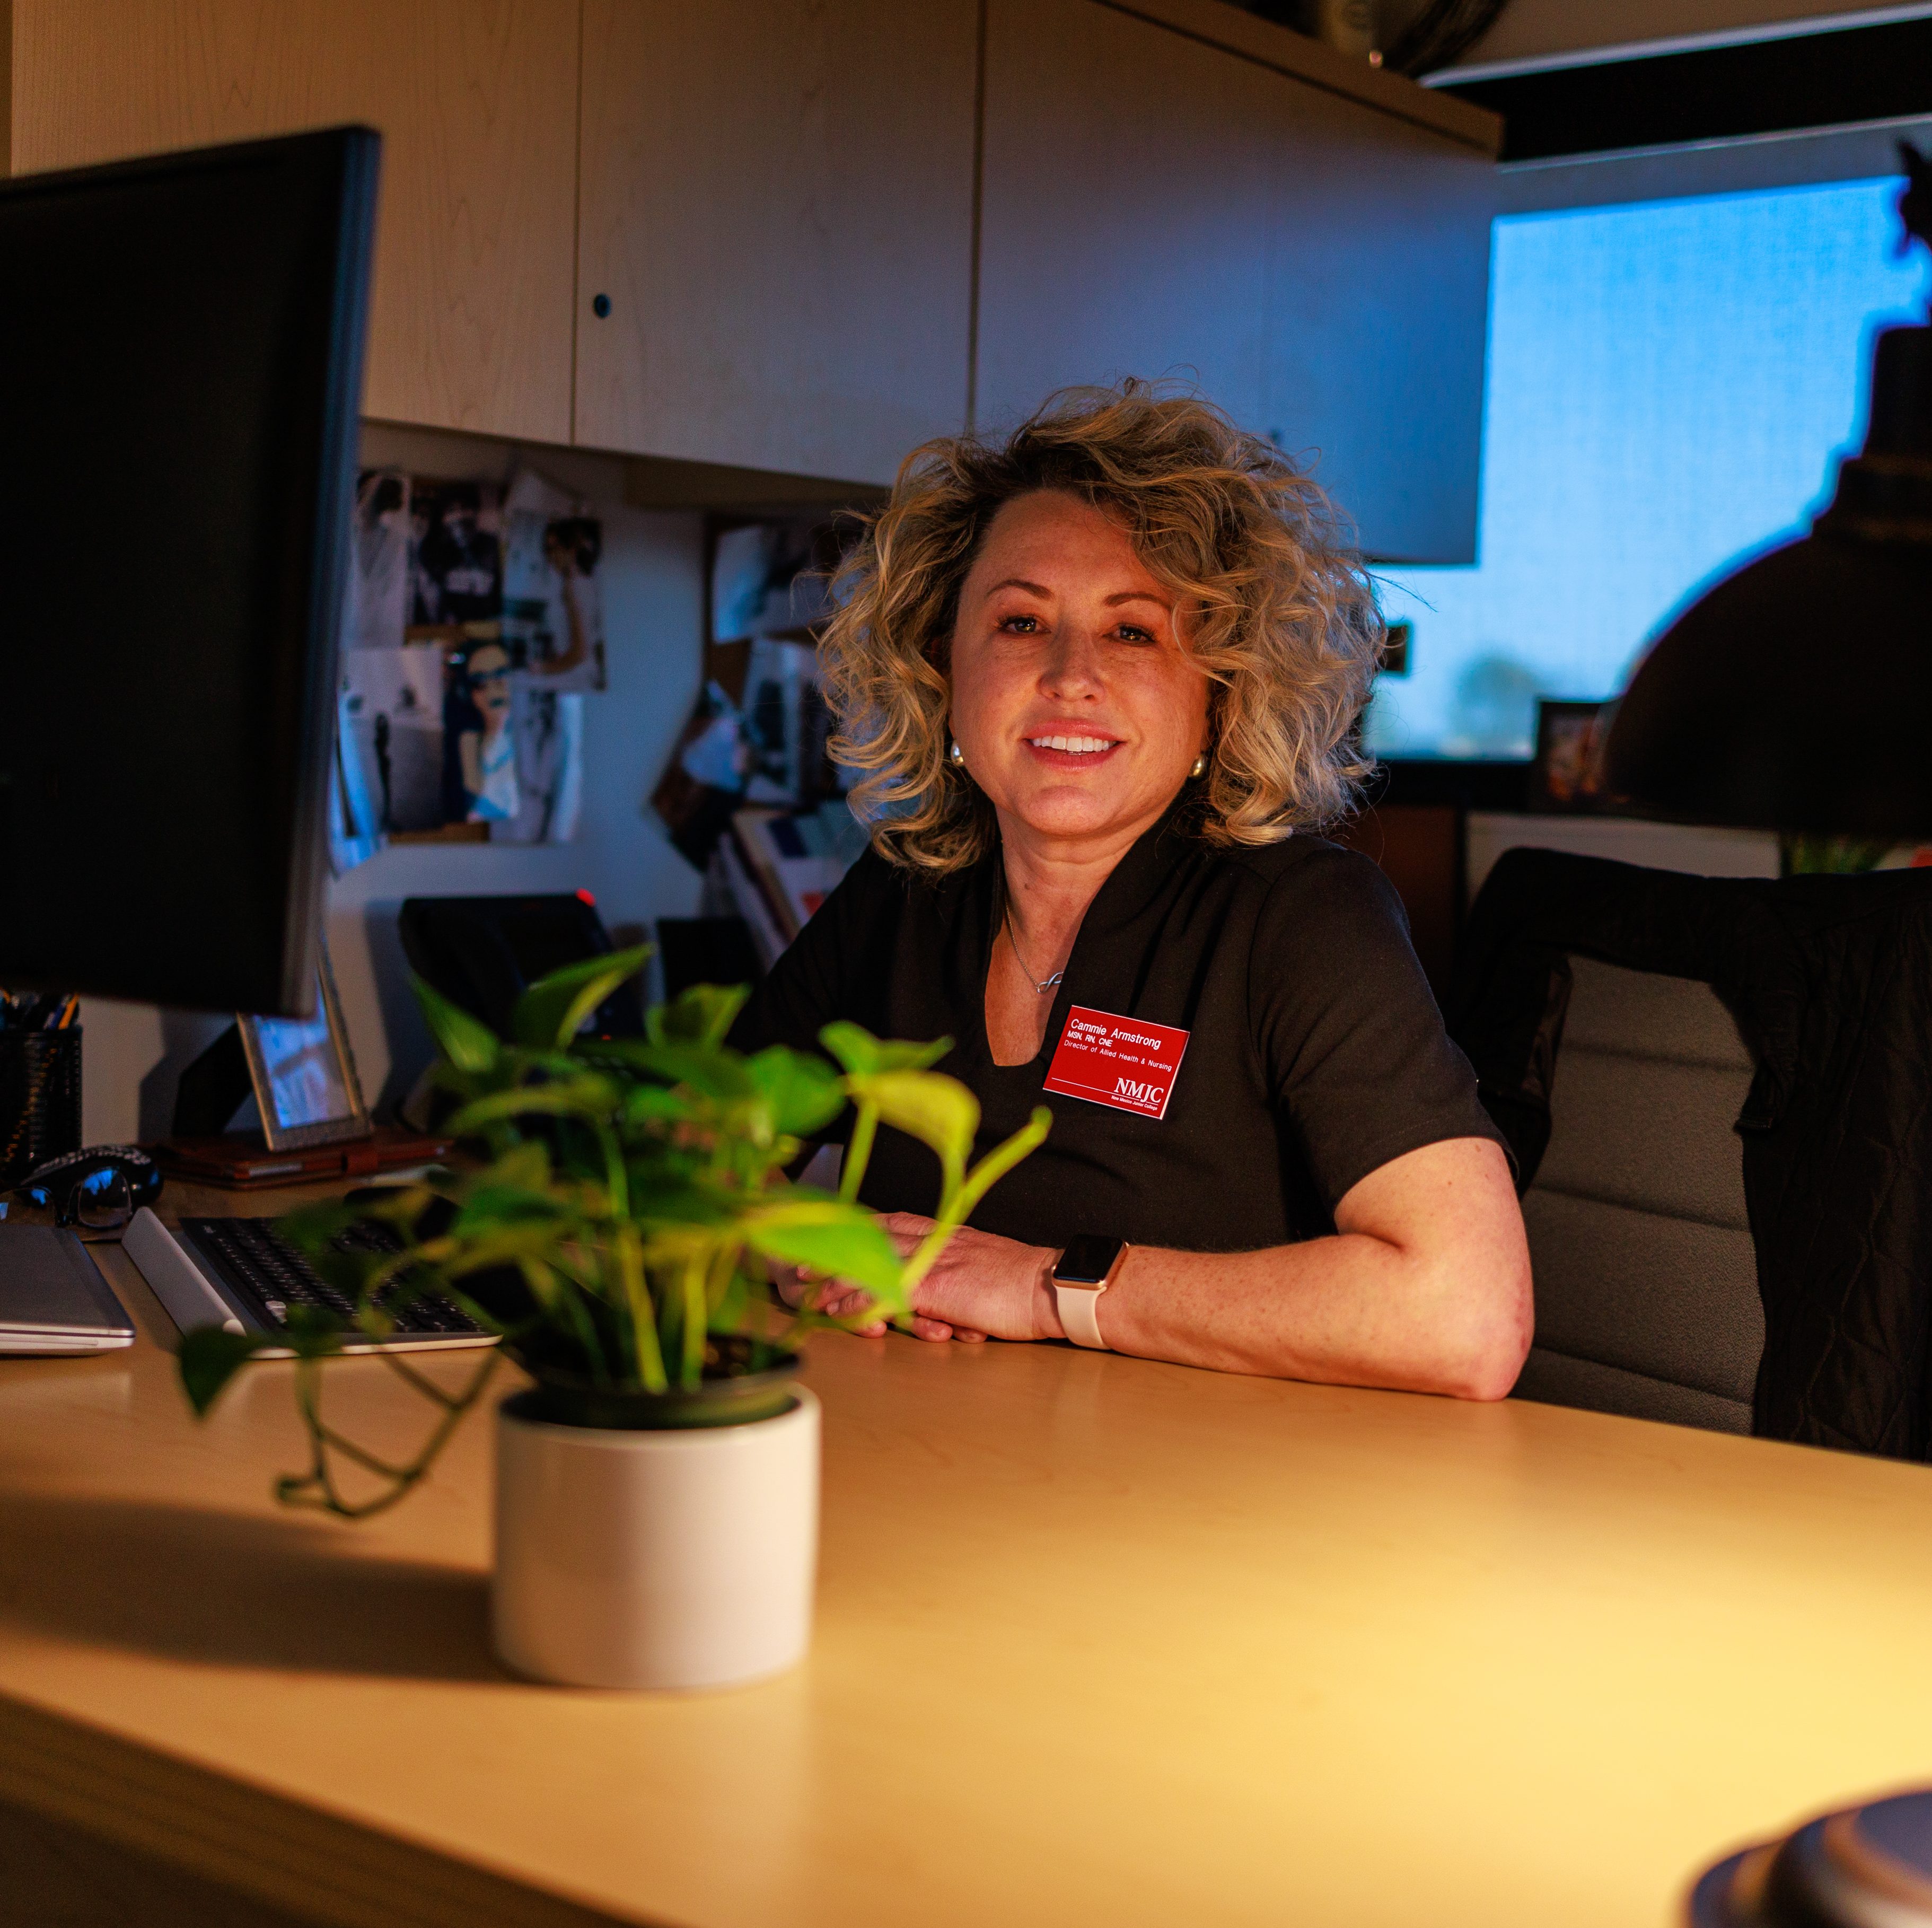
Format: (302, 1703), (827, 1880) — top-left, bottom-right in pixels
(1042, 1005), (1190, 1120)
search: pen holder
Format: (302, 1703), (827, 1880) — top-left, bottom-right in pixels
(0, 1028), (82, 1188)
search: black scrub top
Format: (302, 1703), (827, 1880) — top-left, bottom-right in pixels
(727, 806), (1506, 1254)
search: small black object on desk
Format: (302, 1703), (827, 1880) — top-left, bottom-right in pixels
(0, 990), (82, 1189)
(13, 1145), (162, 1234)
(1692, 1786), (1932, 1925)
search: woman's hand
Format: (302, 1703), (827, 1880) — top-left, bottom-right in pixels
(778, 1215), (1064, 1345)
(879, 1213), (1064, 1344)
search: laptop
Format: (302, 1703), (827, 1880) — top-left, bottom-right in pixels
(0, 1227), (136, 1355)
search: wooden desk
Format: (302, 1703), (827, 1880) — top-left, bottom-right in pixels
(4, 1216), (1932, 1927)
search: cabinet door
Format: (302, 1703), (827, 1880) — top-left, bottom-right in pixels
(976, 0), (1494, 563)
(1258, 80), (1493, 565)
(9, 1), (579, 443)
(976, 0), (1279, 443)
(575, 0), (978, 485)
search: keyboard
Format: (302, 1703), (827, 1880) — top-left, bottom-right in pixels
(125, 1207), (496, 1354)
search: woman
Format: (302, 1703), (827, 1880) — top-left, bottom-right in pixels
(444, 639), (517, 825)
(732, 387), (1531, 1399)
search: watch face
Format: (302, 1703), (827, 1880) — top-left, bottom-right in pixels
(1056, 1234), (1124, 1285)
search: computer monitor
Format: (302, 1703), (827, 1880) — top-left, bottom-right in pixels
(0, 127), (380, 1018)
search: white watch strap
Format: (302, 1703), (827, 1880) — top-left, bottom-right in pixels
(1053, 1281), (1110, 1350)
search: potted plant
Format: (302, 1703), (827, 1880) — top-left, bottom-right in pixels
(179, 949), (1048, 1690)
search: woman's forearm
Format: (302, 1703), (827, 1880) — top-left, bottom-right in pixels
(1029, 1138), (1532, 1400)
(1080, 1231), (1525, 1398)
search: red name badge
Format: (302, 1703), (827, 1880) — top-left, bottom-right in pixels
(1042, 1005), (1191, 1120)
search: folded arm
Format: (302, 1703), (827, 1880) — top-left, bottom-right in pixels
(833, 1136), (1532, 1402)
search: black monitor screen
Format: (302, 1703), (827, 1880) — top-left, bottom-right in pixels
(0, 127), (379, 1016)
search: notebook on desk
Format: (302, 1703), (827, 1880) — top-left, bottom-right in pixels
(0, 1226), (136, 1355)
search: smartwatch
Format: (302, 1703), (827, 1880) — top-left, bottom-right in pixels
(1051, 1234), (1127, 1350)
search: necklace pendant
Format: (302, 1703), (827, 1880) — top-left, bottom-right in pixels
(1004, 917), (1065, 997)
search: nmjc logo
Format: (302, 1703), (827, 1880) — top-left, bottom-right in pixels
(1114, 1077), (1160, 1106)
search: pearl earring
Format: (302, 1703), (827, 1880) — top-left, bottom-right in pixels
(949, 739), (965, 767)
(1191, 752), (1208, 779)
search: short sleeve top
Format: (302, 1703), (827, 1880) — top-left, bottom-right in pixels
(727, 806), (1506, 1252)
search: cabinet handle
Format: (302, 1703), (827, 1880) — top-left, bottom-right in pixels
(592, 293), (612, 319)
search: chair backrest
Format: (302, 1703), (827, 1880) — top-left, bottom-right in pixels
(1513, 954), (1765, 1434)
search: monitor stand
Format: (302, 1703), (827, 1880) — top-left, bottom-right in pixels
(172, 1024), (252, 1138)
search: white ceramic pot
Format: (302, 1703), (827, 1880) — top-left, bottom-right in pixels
(491, 1386), (820, 1690)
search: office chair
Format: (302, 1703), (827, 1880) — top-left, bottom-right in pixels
(1503, 952), (1763, 1432)
(1446, 847), (1932, 1458)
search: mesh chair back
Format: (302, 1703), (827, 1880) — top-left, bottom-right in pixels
(1514, 956), (1763, 1432)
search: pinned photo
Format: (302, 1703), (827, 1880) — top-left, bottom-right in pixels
(342, 643), (446, 835)
(1528, 698), (1613, 814)
(409, 479), (503, 630)
(444, 636), (518, 826)
(494, 685), (584, 845)
(503, 469), (605, 692)
(345, 469), (411, 652)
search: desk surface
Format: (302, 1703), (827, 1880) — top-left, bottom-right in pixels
(3, 1199), (1931, 1928)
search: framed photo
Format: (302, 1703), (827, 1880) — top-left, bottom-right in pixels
(236, 945), (372, 1150)
(1528, 699), (1611, 814)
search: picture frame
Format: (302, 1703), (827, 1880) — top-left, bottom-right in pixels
(1527, 698), (1611, 814)
(236, 944), (372, 1151)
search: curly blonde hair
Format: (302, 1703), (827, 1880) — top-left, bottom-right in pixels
(820, 383), (1383, 873)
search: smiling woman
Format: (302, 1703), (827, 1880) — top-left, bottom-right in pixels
(730, 384), (1532, 1400)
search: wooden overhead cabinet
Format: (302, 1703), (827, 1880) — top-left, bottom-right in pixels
(5, 0), (582, 445)
(975, 0), (1500, 563)
(573, 0), (980, 486)
(4, 0), (1495, 525)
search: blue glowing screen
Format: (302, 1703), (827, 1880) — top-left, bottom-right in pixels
(1364, 176), (1930, 759)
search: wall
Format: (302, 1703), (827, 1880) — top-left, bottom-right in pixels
(1466, 814), (1780, 904)
(79, 423), (708, 1145)
(1446, 0), (1924, 71)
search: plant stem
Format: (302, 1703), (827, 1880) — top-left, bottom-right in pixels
(281, 1348), (504, 1521)
(901, 1109), (1051, 1292)
(618, 1223), (667, 1394)
(681, 1252), (706, 1388)
(840, 1103), (879, 1203)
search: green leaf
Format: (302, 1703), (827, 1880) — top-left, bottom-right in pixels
(352, 1182), (442, 1234)
(622, 1083), (694, 1128)
(440, 1224), (590, 1277)
(511, 945), (651, 1049)
(859, 1070), (980, 1194)
(517, 1256), (562, 1310)
(635, 1180), (740, 1231)
(746, 1047), (846, 1137)
(818, 1022), (951, 1079)
(488, 1141), (552, 1191)
(740, 1197), (906, 1300)
(444, 1075), (619, 1136)
(583, 1038), (755, 1102)
(708, 1268), (751, 1334)
(649, 983), (750, 1047)
(412, 977), (500, 1072)
(450, 1184), (568, 1233)
(178, 1326), (273, 1415)
(354, 1301), (398, 1341)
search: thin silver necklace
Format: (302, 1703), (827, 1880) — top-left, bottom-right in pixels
(1004, 917), (1065, 996)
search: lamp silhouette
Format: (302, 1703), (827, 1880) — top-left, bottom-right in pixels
(1603, 145), (1932, 839)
